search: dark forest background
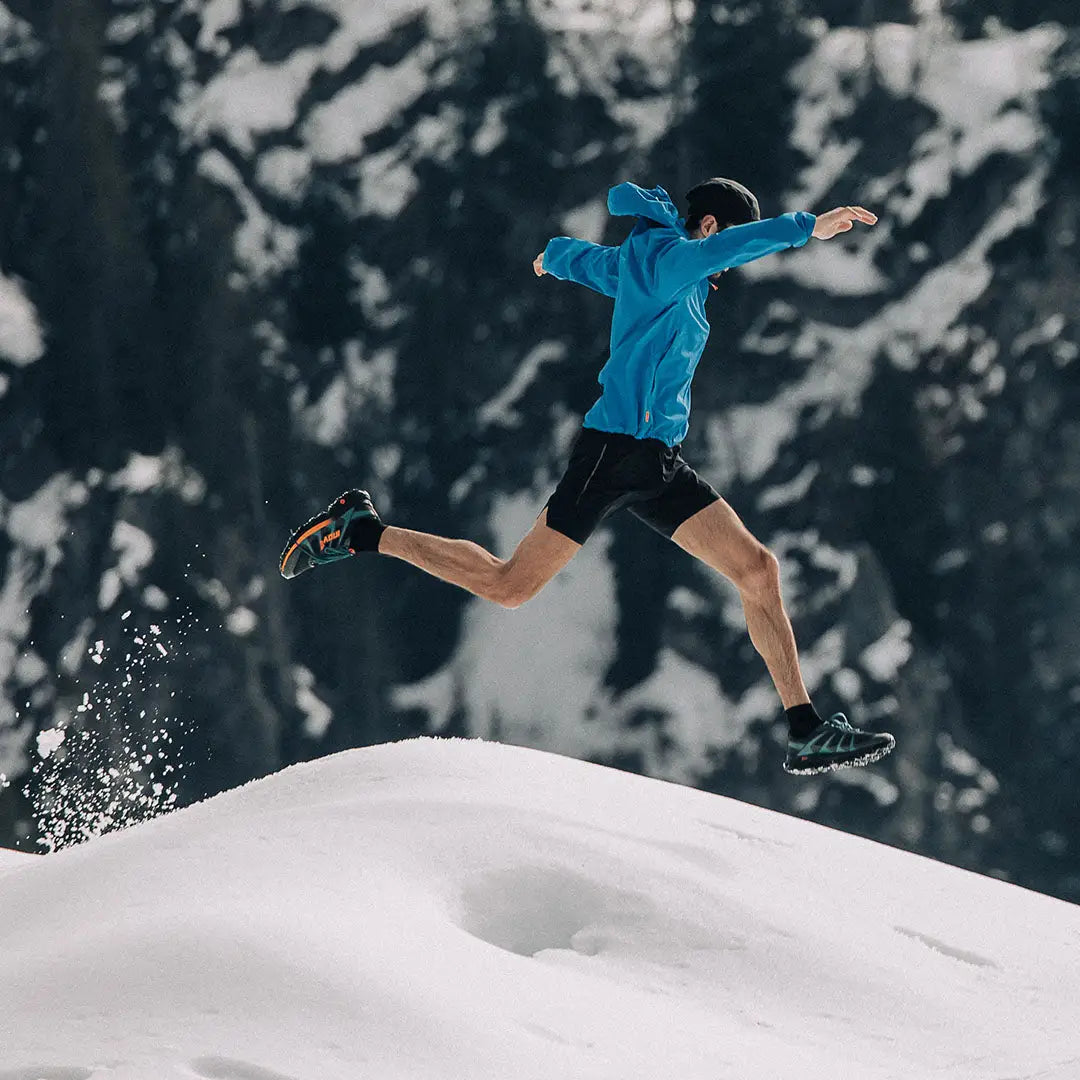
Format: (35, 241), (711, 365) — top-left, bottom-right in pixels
(1, 0), (1078, 901)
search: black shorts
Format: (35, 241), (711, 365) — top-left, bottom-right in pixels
(545, 426), (720, 545)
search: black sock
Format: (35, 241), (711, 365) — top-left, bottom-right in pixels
(344, 516), (387, 552)
(785, 703), (822, 739)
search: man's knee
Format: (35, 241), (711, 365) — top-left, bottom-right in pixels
(735, 544), (781, 601)
(484, 519), (578, 608)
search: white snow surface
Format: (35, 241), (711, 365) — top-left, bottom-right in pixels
(3, 737), (1079, 1080)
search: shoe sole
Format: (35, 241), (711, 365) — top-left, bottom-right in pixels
(279, 489), (375, 579)
(280, 514), (332, 579)
(783, 737), (896, 776)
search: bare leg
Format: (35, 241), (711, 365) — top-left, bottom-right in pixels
(672, 500), (810, 709)
(378, 508), (580, 609)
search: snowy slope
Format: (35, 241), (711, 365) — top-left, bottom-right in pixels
(0, 847), (31, 870)
(2, 738), (1078, 1080)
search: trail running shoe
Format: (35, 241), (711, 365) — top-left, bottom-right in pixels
(279, 489), (384, 580)
(784, 713), (896, 776)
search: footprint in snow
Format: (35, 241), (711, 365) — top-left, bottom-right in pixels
(457, 864), (652, 957)
(189, 1058), (298, 1080)
(894, 925), (998, 969)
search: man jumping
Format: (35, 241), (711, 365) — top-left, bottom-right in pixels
(279, 178), (895, 776)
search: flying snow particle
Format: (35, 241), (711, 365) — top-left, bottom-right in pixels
(36, 728), (66, 759)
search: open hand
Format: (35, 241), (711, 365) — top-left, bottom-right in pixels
(812, 206), (877, 240)
(533, 252), (546, 276)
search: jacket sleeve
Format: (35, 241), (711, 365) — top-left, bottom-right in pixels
(541, 237), (620, 298)
(655, 212), (816, 297)
(607, 182), (676, 221)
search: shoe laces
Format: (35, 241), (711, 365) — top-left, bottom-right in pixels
(826, 712), (854, 732)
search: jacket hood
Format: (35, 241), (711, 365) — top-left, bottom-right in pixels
(607, 182), (683, 230)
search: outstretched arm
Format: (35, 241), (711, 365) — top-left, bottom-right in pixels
(656, 205), (877, 297)
(656, 213), (815, 297)
(534, 238), (619, 298)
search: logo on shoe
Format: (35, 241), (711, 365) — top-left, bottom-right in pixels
(319, 529), (341, 551)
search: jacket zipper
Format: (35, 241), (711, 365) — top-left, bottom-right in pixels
(644, 363), (661, 427)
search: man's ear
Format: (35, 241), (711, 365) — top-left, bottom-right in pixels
(700, 214), (719, 237)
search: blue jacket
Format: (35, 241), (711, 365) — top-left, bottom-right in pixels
(542, 182), (816, 446)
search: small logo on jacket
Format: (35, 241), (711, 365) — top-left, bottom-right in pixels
(319, 529), (341, 551)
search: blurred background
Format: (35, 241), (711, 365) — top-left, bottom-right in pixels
(0, 0), (1077, 900)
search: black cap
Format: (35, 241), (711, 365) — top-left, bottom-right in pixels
(685, 177), (760, 227)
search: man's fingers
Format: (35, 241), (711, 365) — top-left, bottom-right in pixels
(847, 205), (878, 225)
(814, 205), (877, 240)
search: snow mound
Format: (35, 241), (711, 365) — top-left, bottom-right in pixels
(2, 737), (1079, 1080)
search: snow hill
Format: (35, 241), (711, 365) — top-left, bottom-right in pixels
(2, 738), (1078, 1080)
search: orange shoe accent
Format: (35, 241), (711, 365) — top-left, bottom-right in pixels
(280, 517), (332, 571)
(318, 529), (341, 552)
